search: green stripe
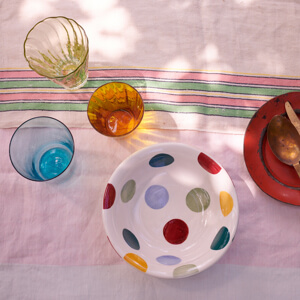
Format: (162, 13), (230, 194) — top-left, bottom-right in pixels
(0, 102), (256, 118)
(0, 79), (298, 96)
(0, 80), (59, 89)
(144, 103), (256, 118)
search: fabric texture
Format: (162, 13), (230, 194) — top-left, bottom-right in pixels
(1, 68), (300, 134)
(1, 0), (300, 299)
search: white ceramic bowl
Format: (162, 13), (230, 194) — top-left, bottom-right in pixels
(102, 143), (239, 279)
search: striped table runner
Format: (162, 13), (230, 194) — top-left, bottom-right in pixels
(1, 67), (300, 133)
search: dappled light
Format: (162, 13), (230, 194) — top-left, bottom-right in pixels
(198, 43), (234, 72)
(163, 56), (192, 70)
(201, 44), (220, 64)
(2, 0), (300, 298)
(234, 0), (257, 6)
(82, 4), (140, 61)
(5, 0), (298, 76)
(20, 0), (140, 63)
(19, 0), (54, 19)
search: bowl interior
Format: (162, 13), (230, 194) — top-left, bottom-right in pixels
(103, 143), (238, 278)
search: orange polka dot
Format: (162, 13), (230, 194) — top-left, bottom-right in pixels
(220, 191), (234, 217)
(124, 253), (148, 273)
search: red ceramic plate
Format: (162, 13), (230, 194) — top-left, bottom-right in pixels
(244, 92), (300, 205)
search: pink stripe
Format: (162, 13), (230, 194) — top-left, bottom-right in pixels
(0, 92), (91, 101)
(0, 91), (262, 108)
(0, 70), (43, 78)
(1, 69), (300, 88)
(89, 69), (300, 88)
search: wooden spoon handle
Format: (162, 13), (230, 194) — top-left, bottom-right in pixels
(293, 162), (300, 178)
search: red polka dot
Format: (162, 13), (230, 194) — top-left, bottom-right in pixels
(103, 183), (116, 209)
(163, 219), (189, 245)
(197, 152), (221, 174)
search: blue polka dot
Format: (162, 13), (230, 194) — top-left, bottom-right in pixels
(145, 185), (169, 209)
(149, 153), (174, 167)
(156, 255), (182, 265)
(122, 229), (140, 250)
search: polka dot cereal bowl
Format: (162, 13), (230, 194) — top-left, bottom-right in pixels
(103, 143), (239, 279)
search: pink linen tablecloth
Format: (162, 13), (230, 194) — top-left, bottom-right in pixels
(1, 1), (300, 299)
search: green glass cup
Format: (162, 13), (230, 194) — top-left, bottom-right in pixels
(24, 16), (89, 90)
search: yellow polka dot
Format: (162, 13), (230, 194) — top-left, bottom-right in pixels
(124, 253), (148, 273)
(220, 191), (234, 217)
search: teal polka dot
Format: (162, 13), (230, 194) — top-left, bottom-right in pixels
(122, 229), (140, 250)
(149, 153), (174, 167)
(211, 227), (230, 250)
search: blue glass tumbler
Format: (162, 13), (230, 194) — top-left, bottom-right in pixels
(9, 117), (74, 181)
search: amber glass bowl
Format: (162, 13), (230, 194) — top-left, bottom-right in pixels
(87, 82), (144, 137)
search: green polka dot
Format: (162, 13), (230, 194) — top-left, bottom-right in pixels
(173, 264), (199, 278)
(121, 179), (136, 203)
(186, 188), (210, 212)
